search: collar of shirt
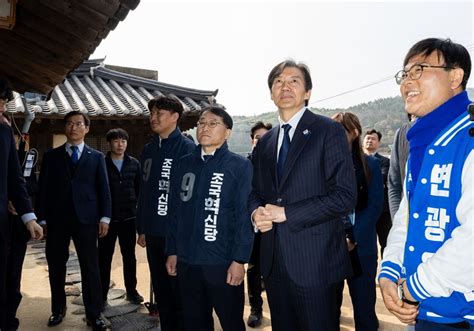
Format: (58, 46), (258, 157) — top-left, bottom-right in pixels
(201, 148), (216, 161)
(277, 106), (306, 155)
(66, 142), (85, 157)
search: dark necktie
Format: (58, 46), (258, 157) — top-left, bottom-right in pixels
(277, 124), (291, 180)
(71, 145), (79, 165)
(203, 155), (212, 163)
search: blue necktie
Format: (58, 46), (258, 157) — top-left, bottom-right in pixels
(203, 155), (212, 163)
(277, 124), (291, 181)
(71, 145), (79, 165)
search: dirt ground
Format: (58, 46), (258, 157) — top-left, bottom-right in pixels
(16, 240), (405, 330)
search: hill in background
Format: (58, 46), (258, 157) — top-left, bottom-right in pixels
(226, 88), (474, 156)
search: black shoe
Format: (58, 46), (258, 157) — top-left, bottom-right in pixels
(6, 317), (20, 330)
(86, 316), (109, 330)
(126, 291), (144, 304)
(47, 307), (67, 327)
(247, 311), (263, 328)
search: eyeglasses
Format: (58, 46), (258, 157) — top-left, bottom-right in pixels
(272, 78), (302, 89)
(394, 64), (454, 85)
(196, 120), (224, 129)
(65, 121), (86, 128)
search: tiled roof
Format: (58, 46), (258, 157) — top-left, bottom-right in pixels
(6, 60), (219, 129)
(0, 0), (140, 95)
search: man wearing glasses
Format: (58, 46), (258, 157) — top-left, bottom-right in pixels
(136, 96), (195, 331)
(36, 110), (111, 330)
(379, 38), (474, 330)
(166, 106), (254, 331)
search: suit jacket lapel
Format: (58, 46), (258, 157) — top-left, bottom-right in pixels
(278, 109), (314, 189)
(77, 144), (91, 169)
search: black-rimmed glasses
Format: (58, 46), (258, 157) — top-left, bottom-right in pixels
(394, 64), (454, 85)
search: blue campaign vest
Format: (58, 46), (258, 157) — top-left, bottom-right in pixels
(404, 112), (474, 324)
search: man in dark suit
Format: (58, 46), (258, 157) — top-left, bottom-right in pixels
(363, 129), (391, 258)
(249, 60), (357, 330)
(36, 111), (111, 330)
(0, 78), (43, 331)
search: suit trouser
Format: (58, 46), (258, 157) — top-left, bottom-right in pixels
(0, 218), (28, 331)
(0, 230), (9, 330)
(177, 262), (245, 331)
(46, 220), (103, 321)
(145, 235), (182, 331)
(337, 254), (378, 331)
(5, 218), (29, 329)
(265, 240), (341, 331)
(98, 220), (138, 301)
(376, 211), (392, 259)
(246, 232), (263, 314)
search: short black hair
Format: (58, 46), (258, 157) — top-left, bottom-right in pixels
(250, 121), (272, 139)
(0, 77), (13, 102)
(106, 128), (129, 142)
(365, 129), (382, 141)
(200, 106), (233, 129)
(267, 60), (312, 106)
(182, 132), (195, 143)
(404, 38), (471, 90)
(148, 95), (184, 121)
(64, 111), (90, 126)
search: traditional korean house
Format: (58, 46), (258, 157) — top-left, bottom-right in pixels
(6, 59), (219, 158)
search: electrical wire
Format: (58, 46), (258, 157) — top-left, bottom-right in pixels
(309, 43), (474, 106)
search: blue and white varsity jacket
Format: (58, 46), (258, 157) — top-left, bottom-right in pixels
(379, 107), (474, 324)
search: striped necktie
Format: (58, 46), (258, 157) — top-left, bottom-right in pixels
(277, 124), (291, 180)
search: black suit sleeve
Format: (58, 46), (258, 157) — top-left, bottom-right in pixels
(231, 159), (254, 262)
(96, 152), (112, 219)
(248, 140), (265, 215)
(5, 125), (33, 217)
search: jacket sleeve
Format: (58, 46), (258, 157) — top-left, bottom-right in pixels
(248, 139), (265, 216)
(406, 150), (474, 301)
(6, 126), (33, 218)
(134, 158), (141, 198)
(284, 122), (357, 231)
(379, 185), (409, 283)
(388, 128), (405, 220)
(96, 152), (112, 219)
(135, 150), (146, 234)
(231, 159), (254, 263)
(165, 161), (181, 256)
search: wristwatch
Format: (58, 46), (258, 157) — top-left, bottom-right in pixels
(398, 280), (420, 306)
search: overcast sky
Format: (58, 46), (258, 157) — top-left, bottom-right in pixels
(91, 0), (474, 116)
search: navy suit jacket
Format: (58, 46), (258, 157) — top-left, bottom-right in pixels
(373, 152), (390, 213)
(249, 110), (357, 287)
(0, 124), (33, 236)
(354, 155), (384, 256)
(36, 143), (111, 225)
